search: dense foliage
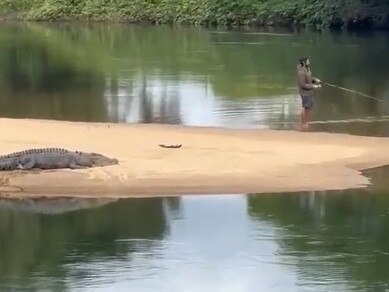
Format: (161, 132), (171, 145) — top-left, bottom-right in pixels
(0, 0), (388, 30)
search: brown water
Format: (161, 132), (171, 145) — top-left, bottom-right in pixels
(0, 22), (389, 291)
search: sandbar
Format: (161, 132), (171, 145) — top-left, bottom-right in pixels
(0, 118), (388, 198)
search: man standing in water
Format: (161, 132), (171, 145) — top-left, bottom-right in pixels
(297, 57), (321, 130)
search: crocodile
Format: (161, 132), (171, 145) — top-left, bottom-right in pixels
(17, 153), (94, 170)
(0, 150), (118, 171)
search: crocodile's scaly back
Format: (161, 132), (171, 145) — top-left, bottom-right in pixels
(0, 148), (83, 159)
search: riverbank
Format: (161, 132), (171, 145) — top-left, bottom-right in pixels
(1, 118), (389, 198)
(1, 0), (388, 30)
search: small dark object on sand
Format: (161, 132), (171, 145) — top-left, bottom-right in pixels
(158, 144), (182, 149)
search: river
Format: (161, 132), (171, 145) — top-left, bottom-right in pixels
(0, 22), (388, 291)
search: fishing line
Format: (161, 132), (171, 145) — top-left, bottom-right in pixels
(321, 81), (384, 102)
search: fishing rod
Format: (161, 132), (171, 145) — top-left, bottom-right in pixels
(321, 81), (384, 102)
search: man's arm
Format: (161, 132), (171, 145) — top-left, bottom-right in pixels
(312, 77), (321, 84)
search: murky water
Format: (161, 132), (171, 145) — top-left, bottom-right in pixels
(1, 22), (389, 291)
(0, 23), (388, 134)
(1, 177), (389, 291)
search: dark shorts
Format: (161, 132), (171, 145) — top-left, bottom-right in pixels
(301, 95), (313, 109)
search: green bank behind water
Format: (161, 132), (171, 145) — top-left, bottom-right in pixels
(1, 0), (388, 30)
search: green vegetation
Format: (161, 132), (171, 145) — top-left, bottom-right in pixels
(0, 0), (388, 30)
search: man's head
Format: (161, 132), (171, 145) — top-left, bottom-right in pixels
(299, 57), (310, 67)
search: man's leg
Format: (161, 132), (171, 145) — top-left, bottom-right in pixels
(304, 108), (311, 129)
(300, 96), (306, 129)
(300, 108), (305, 127)
(300, 95), (312, 131)
(301, 108), (309, 130)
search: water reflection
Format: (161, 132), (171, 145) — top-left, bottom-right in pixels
(0, 23), (388, 135)
(0, 197), (117, 214)
(0, 197), (168, 291)
(104, 76), (298, 128)
(1, 185), (389, 290)
(248, 190), (389, 292)
(245, 166), (389, 291)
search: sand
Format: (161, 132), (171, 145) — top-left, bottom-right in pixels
(0, 117), (388, 198)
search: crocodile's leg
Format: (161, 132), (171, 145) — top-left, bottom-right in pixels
(18, 158), (36, 170)
(0, 158), (18, 171)
(69, 162), (89, 169)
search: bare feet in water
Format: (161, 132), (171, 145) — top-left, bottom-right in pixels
(300, 123), (309, 131)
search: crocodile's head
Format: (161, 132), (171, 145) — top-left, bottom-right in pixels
(86, 153), (119, 167)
